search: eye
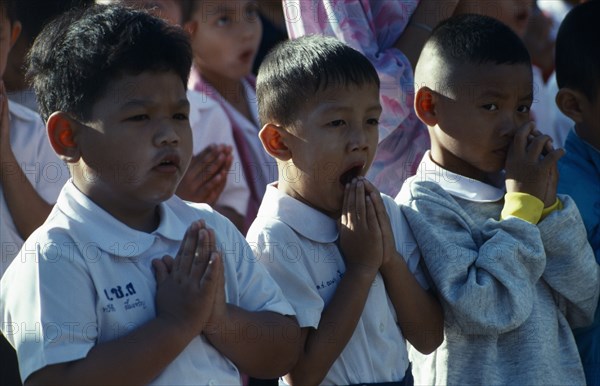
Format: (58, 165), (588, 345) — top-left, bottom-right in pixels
(328, 119), (346, 127)
(366, 118), (379, 126)
(245, 3), (259, 20)
(517, 105), (531, 114)
(216, 15), (231, 27)
(173, 113), (188, 120)
(482, 103), (498, 111)
(126, 114), (150, 122)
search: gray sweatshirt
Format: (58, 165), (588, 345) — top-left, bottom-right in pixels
(396, 156), (599, 386)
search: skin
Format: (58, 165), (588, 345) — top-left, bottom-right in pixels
(415, 56), (564, 206)
(260, 82), (443, 385)
(26, 70), (301, 384)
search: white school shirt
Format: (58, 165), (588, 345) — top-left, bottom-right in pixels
(0, 181), (295, 384)
(246, 184), (427, 385)
(187, 89), (250, 216)
(0, 101), (69, 277)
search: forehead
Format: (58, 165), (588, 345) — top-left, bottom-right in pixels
(439, 62), (532, 100)
(90, 71), (187, 113)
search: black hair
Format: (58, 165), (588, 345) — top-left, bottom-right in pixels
(427, 14), (531, 67)
(555, 1), (600, 102)
(0, 0), (18, 24)
(27, 4), (193, 122)
(256, 34), (380, 127)
(14, 0), (94, 43)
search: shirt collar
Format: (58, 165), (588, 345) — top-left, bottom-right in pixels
(257, 183), (339, 243)
(412, 151), (505, 202)
(57, 180), (189, 256)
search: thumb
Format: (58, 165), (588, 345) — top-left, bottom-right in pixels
(152, 256), (171, 284)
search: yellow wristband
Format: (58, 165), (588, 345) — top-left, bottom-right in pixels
(540, 198), (563, 221)
(501, 192), (544, 224)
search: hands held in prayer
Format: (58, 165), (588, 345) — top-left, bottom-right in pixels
(153, 220), (226, 340)
(176, 144), (233, 205)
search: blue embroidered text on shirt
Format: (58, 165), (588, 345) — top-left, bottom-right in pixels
(316, 270), (344, 290)
(103, 282), (137, 301)
(124, 298), (147, 311)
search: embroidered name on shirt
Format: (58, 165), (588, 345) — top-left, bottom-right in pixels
(103, 282), (137, 301)
(316, 270), (344, 290)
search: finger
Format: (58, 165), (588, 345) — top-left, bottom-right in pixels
(540, 148), (565, 168)
(152, 258), (170, 284)
(355, 179), (366, 225)
(510, 121), (535, 154)
(178, 223), (204, 276)
(346, 179), (358, 225)
(365, 195), (380, 236)
(341, 182), (350, 226)
(162, 255), (175, 273)
(174, 221), (199, 272)
(526, 134), (553, 159)
(198, 251), (222, 295)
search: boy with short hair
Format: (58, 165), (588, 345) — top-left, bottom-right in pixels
(555, 2), (600, 384)
(396, 14), (599, 385)
(0, 5), (300, 385)
(247, 35), (443, 385)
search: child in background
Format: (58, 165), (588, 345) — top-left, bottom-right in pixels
(0, 2), (69, 384)
(555, 2), (600, 384)
(397, 14), (599, 385)
(0, 5), (299, 384)
(247, 35), (443, 385)
(182, 0), (277, 231)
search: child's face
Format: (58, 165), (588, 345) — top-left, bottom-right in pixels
(188, 0), (261, 81)
(72, 71), (192, 215)
(577, 90), (600, 151)
(454, 0), (533, 37)
(282, 82), (381, 217)
(429, 62), (533, 181)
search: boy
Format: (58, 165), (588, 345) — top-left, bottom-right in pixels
(0, 5), (300, 385)
(555, 2), (600, 384)
(247, 35), (443, 385)
(396, 14), (599, 385)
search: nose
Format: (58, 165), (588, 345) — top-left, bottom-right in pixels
(154, 121), (180, 147)
(347, 124), (370, 153)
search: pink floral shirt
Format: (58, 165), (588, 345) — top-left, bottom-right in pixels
(283, 0), (429, 196)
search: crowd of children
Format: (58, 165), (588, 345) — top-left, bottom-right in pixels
(1, 0), (599, 385)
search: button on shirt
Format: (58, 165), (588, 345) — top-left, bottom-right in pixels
(0, 181), (295, 384)
(246, 184), (427, 384)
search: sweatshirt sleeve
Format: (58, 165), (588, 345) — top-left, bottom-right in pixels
(400, 181), (547, 335)
(537, 194), (600, 328)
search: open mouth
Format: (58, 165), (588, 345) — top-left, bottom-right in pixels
(339, 165), (363, 186)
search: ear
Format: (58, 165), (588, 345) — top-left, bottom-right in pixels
(555, 88), (585, 124)
(182, 20), (197, 36)
(9, 21), (21, 47)
(259, 123), (292, 161)
(47, 112), (82, 163)
(414, 87), (438, 127)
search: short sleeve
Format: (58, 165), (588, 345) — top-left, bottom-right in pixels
(1, 230), (97, 382)
(212, 214), (296, 318)
(247, 221), (325, 328)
